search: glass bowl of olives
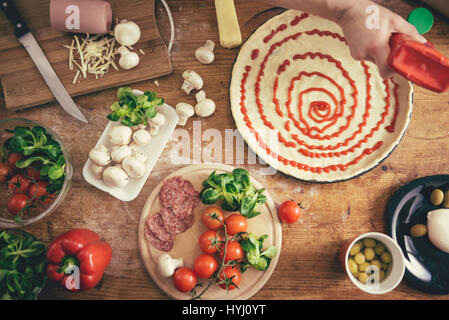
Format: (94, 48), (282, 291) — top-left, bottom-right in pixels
(339, 232), (405, 294)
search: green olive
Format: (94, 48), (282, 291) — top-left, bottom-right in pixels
(364, 248), (375, 261)
(410, 224), (428, 238)
(348, 258), (358, 274)
(354, 253), (366, 265)
(380, 270), (386, 281)
(443, 190), (449, 208)
(358, 272), (368, 284)
(359, 262), (370, 272)
(430, 188), (444, 206)
(349, 242), (362, 256)
(381, 252), (392, 264)
(363, 238), (377, 248)
(370, 260), (382, 271)
(374, 243), (385, 255)
(381, 263), (388, 270)
(356, 240), (364, 249)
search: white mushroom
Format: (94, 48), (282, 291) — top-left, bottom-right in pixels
(194, 90), (216, 117)
(157, 254), (184, 278)
(117, 46), (140, 70)
(103, 166), (129, 188)
(148, 113), (166, 136)
(111, 145), (133, 163)
(109, 125), (133, 146)
(181, 70), (203, 95)
(90, 164), (105, 179)
(88, 144), (111, 166)
(195, 40), (215, 64)
(114, 20), (141, 47)
(131, 123), (147, 131)
(133, 129), (152, 146)
(131, 150), (148, 163)
(175, 102), (195, 126)
(122, 156), (146, 178)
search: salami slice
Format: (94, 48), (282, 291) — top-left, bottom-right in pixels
(146, 176), (200, 251)
(144, 220), (174, 252)
(146, 212), (173, 242)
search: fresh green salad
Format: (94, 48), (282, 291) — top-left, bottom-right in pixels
(106, 87), (164, 127)
(200, 168), (267, 218)
(239, 233), (277, 272)
(2, 125), (66, 194)
(0, 230), (47, 300)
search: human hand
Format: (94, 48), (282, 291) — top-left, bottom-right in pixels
(338, 0), (427, 78)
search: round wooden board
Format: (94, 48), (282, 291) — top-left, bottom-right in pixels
(138, 163), (282, 300)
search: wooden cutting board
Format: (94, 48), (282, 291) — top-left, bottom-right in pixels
(0, 0), (173, 110)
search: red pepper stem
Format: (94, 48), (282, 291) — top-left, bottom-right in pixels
(57, 256), (80, 274)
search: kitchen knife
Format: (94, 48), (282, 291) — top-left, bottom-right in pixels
(0, 0), (88, 123)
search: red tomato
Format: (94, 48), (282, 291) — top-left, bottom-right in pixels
(8, 174), (32, 194)
(219, 266), (241, 290)
(0, 163), (13, 183)
(7, 194), (30, 216)
(173, 267), (197, 292)
(26, 167), (41, 181)
(277, 200), (302, 224)
(198, 230), (223, 254)
(28, 181), (54, 205)
(8, 153), (22, 170)
(225, 214), (247, 235)
(220, 240), (244, 263)
(193, 254), (218, 279)
(201, 206), (225, 230)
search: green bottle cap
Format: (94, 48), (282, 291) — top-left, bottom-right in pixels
(407, 7), (434, 34)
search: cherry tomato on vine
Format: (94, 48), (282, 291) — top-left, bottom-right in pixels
(7, 193), (30, 216)
(225, 214), (247, 235)
(201, 206), (225, 230)
(0, 163), (13, 183)
(8, 174), (32, 194)
(28, 181), (54, 205)
(193, 254), (218, 279)
(219, 266), (241, 290)
(173, 267), (197, 292)
(8, 153), (22, 170)
(26, 167), (41, 181)
(198, 230), (222, 254)
(220, 240), (243, 263)
(277, 200), (302, 224)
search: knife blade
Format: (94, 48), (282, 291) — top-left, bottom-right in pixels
(0, 0), (88, 123)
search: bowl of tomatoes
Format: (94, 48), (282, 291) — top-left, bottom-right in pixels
(0, 118), (72, 228)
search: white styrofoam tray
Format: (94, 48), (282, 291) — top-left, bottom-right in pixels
(82, 90), (179, 201)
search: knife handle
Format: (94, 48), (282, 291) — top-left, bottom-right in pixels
(0, 0), (29, 38)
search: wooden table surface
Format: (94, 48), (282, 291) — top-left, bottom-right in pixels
(1, 0), (448, 300)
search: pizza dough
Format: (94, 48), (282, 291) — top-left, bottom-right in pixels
(230, 10), (413, 182)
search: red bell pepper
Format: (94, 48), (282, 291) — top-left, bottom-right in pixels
(388, 33), (449, 93)
(46, 229), (112, 292)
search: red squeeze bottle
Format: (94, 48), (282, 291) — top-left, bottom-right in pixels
(388, 33), (449, 93)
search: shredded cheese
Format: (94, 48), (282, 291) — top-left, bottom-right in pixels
(64, 33), (119, 84)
